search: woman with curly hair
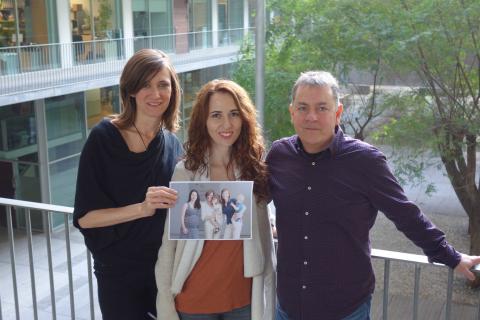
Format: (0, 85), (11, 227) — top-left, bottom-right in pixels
(155, 79), (276, 319)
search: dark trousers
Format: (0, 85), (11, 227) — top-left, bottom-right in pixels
(95, 267), (157, 320)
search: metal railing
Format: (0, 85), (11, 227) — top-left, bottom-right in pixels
(0, 28), (254, 101)
(0, 197), (94, 320)
(1, 197), (478, 319)
(370, 248), (480, 320)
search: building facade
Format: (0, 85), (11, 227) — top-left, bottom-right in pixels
(0, 0), (255, 230)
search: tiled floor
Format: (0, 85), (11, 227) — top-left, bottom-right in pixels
(1, 224), (479, 320)
(0, 224), (101, 320)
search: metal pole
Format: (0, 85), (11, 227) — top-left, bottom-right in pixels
(87, 251), (95, 320)
(255, 0), (266, 128)
(413, 264), (421, 320)
(6, 206), (20, 320)
(445, 269), (453, 320)
(383, 260), (390, 320)
(26, 209), (38, 320)
(64, 216), (75, 319)
(45, 211), (57, 320)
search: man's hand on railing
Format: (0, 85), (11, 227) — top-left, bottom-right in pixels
(454, 253), (480, 281)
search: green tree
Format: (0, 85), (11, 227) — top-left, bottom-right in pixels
(235, 0), (480, 268)
(378, 0), (480, 261)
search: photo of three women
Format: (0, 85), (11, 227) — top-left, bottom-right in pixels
(174, 183), (252, 240)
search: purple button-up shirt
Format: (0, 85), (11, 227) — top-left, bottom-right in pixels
(266, 128), (461, 320)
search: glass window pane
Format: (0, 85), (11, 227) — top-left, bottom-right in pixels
(133, 0), (149, 37)
(49, 155), (80, 227)
(0, 102), (37, 153)
(92, 0), (120, 38)
(149, 0), (173, 51)
(70, 1), (91, 37)
(86, 85), (120, 130)
(50, 155), (80, 207)
(189, 0), (212, 50)
(45, 92), (87, 162)
(0, 3), (17, 47)
(12, 162), (44, 230)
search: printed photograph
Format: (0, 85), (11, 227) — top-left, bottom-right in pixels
(169, 181), (253, 240)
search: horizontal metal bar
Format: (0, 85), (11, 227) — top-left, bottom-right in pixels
(0, 197), (73, 214)
(372, 248), (445, 268)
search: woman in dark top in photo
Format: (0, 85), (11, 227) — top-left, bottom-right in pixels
(221, 188), (236, 239)
(180, 189), (202, 239)
(73, 49), (183, 320)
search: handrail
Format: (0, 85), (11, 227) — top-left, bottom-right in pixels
(0, 197), (88, 320)
(0, 197), (73, 214)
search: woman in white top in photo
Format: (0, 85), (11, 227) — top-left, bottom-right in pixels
(201, 190), (222, 239)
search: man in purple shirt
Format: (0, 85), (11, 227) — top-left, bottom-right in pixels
(266, 71), (480, 320)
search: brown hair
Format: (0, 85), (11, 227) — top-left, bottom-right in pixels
(115, 49), (181, 132)
(184, 79), (269, 202)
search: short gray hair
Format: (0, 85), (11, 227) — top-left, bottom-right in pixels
(291, 71), (340, 106)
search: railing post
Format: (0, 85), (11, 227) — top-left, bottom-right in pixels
(25, 208), (39, 320)
(413, 264), (421, 320)
(383, 260), (390, 320)
(445, 268), (454, 320)
(87, 251), (95, 320)
(64, 216), (75, 319)
(6, 206), (20, 320)
(477, 294), (480, 320)
(44, 210), (57, 320)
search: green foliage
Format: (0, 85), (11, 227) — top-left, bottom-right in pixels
(235, 0), (480, 212)
(97, 0), (113, 36)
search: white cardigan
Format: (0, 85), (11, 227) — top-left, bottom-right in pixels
(155, 160), (276, 320)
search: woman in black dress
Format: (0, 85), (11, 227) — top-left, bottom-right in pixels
(73, 49), (183, 320)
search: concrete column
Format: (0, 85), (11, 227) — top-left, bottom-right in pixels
(255, 0), (265, 127)
(34, 99), (51, 231)
(34, 100), (50, 205)
(243, 0), (249, 34)
(56, 1), (73, 68)
(122, 0), (135, 58)
(212, 0), (219, 48)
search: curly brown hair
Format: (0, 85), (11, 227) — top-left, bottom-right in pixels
(115, 49), (181, 132)
(184, 79), (269, 202)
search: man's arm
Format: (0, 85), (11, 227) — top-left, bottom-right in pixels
(362, 148), (480, 277)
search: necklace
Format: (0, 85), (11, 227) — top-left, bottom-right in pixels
(132, 122), (148, 151)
